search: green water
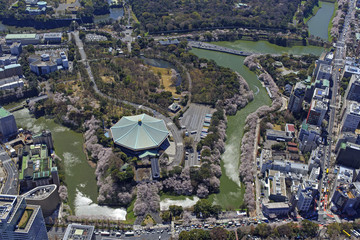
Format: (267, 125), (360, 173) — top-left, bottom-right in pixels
(11, 109), (127, 219)
(12, 109), (98, 208)
(191, 42), (324, 209)
(307, 1), (335, 41)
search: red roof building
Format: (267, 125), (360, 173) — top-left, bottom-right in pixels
(285, 123), (295, 133)
(288, 147), (299, 153)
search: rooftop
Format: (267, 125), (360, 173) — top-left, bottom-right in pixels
(5, 34), (38, 40)
(345, 65), (360, 74)
(19, 144), (52, 180)
(311, 99), (328, 111)
(43, 32), (62, 38)
(285, 123), (295, 133)
(301, 122), (321, 133)
(110, 114), (169, 151)
(266, 129), (291, 138)
(349, 101), (360, 115)
(263, 202), (289, 209)
(4, 64), (21, 69)
(0, 195), (17, 221)
(63, 224), (94, 240)
(319, 63), (332, 74)
(22, 184), (57, 201)
(337, 165), (354, 184)
(0, 106), (11, 118)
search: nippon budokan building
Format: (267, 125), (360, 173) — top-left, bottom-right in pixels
(110, 113), (170, 158)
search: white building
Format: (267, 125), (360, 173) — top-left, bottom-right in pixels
(29, 51), (68, 75)
(43, 33), (62, 44)
(0, 76), (24, 91)
(296, 181), (318, 212)
(297, 189), (313, 212)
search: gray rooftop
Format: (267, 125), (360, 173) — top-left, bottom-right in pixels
(63, 224), (95, 240)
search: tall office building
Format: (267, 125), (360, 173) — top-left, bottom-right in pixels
(306, 100), (328, 126)
(288, 82), (306, 113)
(336, 142), (360, 169)
(0, 107), (17, 139)
(0, 195), (48, 240)
(298, 122), (321, 153)
(341, 101), (360, 132)
(345, 74), (360, 103)
(315, 63), (332, 81)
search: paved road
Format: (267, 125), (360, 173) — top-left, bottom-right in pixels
(0, 146), (18, 195)
(318, 0), (355, 220)
(73, 31), (184, 165)
(180, 104), (214, 167)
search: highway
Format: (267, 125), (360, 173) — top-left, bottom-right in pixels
(73, 31), (184, 166)
(0, 146), (18, 195)
(318, 0), (355, 222)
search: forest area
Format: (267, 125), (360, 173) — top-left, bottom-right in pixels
(130, 0), (301, 33)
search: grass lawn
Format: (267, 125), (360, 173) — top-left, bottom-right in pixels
(141, 214), (155, 226)
(160, 194), (194, 201)
(18, 208), (34, 229)
(124, 199), (136, 225)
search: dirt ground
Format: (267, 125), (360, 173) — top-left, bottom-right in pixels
(101, 76), (115, 83)
(148, 66), (181, 98)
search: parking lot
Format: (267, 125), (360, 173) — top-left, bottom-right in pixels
(179, 104), (215, 167)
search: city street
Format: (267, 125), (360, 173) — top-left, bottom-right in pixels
(317, 0), (356, 222)
(0, 146), (18, 195)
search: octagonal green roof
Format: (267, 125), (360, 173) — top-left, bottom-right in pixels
(110, 114), (169, 151)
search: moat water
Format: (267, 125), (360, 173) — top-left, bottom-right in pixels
(307, 1), (335, 41)
(11, 109), (126, 219)
(191, 41), (324, 209)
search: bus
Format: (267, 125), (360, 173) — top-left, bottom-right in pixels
(125, 231), (135, 236)
(326, 168), (329, 174)
(100, 231), (110, 236)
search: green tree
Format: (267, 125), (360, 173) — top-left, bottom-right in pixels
(254, 223), (271, 238)
(169, 205), (183, 217)
(179, 229), (211, 240)
(161, 211), (171, 222)
(301, 219), (319, 238)
(193, 199), (221, 218)
(210, 227), (228, 240)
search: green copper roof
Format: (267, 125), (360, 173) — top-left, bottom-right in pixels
(5, 34), (37, 39)
(0, 107), (10, 118)
(323, 79), (330, 87)
(110, 114), (169, 151)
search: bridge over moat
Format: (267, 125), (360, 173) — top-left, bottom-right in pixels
(188, 41), (254, 56)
